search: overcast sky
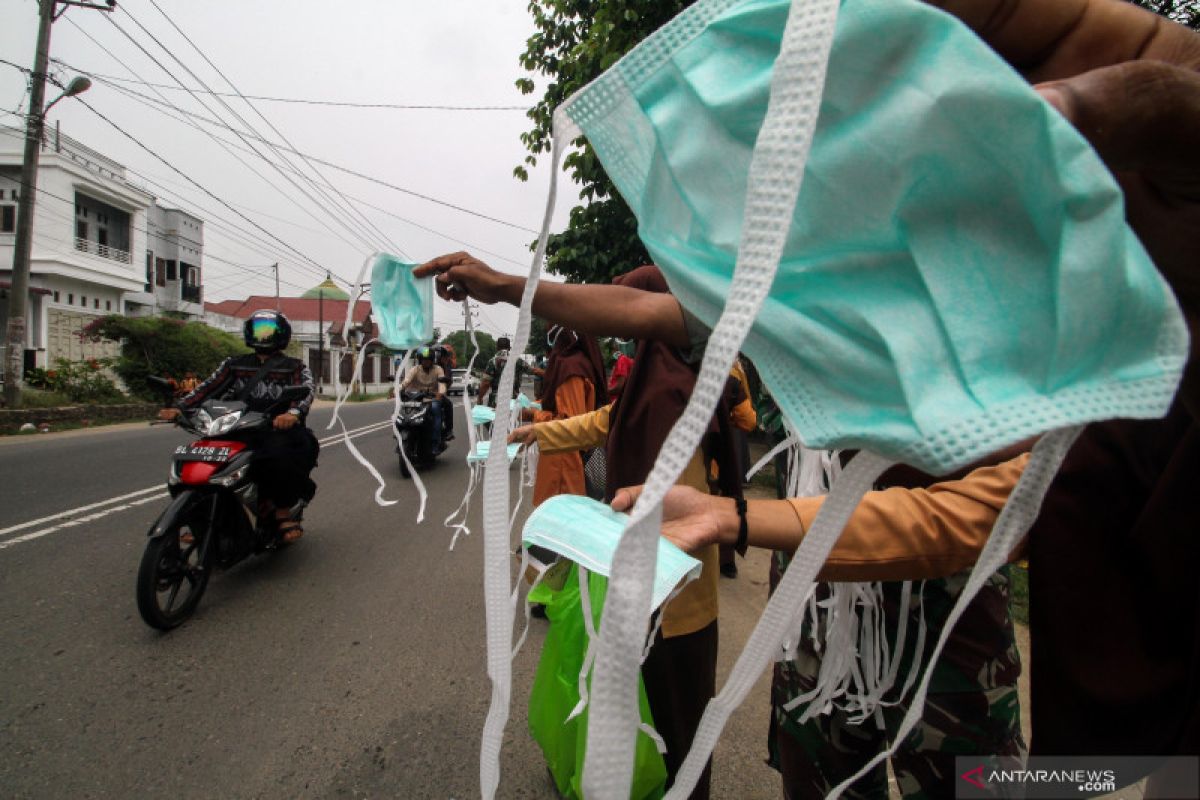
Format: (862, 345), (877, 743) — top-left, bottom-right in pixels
(0, 0), (580, 338)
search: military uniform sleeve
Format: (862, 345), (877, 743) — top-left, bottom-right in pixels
(784, 453), (1029, 582)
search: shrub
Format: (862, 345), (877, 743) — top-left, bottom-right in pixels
(24, 357), (123, 403)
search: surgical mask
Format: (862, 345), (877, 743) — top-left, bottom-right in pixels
(467, 441), (523, 464)
(522, 495), (701, 611)
(538, 0), (1189, 797)
(369, 252), (433, 350)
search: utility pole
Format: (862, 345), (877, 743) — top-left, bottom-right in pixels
(3, 0), (114, 409)
(273, 262), (280, 310)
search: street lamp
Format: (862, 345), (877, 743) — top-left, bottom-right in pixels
(44, 76), (91, 113)
(3, 0), (112, 408)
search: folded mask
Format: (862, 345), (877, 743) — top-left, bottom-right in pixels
(562, 0), (1187, 474)
(369, 252), (433, 351)
(467, 441), (523, 464)
(522, 495), (701, 611)
(472, 405), (497, 426)
(512, 394), (541, 411)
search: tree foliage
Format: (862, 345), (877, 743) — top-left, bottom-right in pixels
(442, 329), (497, 372)
(86, 316), (246, 401)
(516, 0), (694, 285)
(517, 0), (1196, 286)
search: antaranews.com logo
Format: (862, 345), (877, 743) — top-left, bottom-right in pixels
(955, 756), (1198, 799)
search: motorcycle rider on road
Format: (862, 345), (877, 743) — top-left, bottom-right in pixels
(157, 309), (318, 542)
(399, 346), (447, 455)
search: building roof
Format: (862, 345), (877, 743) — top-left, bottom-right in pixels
(301, 277), (349, 301)
(204, 295), (372, 324)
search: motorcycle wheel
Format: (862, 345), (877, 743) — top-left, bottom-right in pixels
(136, 508), (211, 630)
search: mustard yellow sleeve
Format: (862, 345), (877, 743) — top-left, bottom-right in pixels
(534, 402), (612, 454)
(785, 453), (1029, 582)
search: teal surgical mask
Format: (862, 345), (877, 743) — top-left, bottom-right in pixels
(534, 0), (1190, 797)
(369, 252), (433, 351)
(522, 495), (701, 611)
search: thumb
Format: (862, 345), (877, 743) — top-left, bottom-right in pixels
(1036, 61), (1200, 198)
(610, 485), (641, 513)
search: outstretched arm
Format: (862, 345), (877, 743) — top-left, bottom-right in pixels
(414, 252), (692, 348)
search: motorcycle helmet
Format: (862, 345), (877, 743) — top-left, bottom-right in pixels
(244, 309), (292, 353)
(417, 345), (434, 363)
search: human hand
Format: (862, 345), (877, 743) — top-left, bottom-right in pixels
(273, 412), (299, 431)
(158, 407), (180, 422)
(610, 484), (728, 553)
(413, 252), (520, 305)
(508, 424), (537, 446)
(934, 0), (1200, 412)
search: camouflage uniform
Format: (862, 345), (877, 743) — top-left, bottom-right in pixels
(482, 354), (531, 408)
(767, 556), (1025, 800)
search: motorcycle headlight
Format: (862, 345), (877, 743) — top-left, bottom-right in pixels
(193, 408), (212, 430)
(207, 412), (240, 436)
(211, 463), (250, 488)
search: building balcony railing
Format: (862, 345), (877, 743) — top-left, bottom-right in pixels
(74, 237), (131, 264)
(181, 284), (202, 303)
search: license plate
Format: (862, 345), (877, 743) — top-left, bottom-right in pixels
(174, 444), (233, 462)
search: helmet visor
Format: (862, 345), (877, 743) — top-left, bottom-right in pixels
(249, 316), (280, 345)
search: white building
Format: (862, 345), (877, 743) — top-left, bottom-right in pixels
(0, 125), (205, 373)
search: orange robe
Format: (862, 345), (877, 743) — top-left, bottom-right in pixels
(530, 376), (594, 506)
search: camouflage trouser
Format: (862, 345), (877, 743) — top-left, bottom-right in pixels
(768, 565), (1026, 800)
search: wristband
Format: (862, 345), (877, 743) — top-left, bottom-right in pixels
(734, 496), (748, 555)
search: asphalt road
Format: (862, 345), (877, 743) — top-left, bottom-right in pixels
(0, 399), (780, 799)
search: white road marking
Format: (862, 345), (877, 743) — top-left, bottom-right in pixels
(0, 419), (394, 552)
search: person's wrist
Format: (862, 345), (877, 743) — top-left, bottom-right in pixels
(710, 495), (741, 547)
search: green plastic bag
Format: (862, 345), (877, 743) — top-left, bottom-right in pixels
(528, 564), (667, 799)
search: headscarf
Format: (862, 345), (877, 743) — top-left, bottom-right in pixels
(604, 265), (743, 503)
(538, 326), (607, 415)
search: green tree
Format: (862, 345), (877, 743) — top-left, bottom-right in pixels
(85, 316), (246, 401)
(443, 329), (497, 372)
(1129, 0), (1199, 27)
(516, 0), (694, 285)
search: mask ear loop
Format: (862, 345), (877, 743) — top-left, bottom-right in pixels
(477, 112), (570, 800)
(445, 299), (484, 545)
(825, 426), (1082, 799)
(570, 1), (842, 794)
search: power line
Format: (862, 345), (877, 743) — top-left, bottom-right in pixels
(18, 57), (540, 235)
(49, 60), (527, 111)
(99, 12), (391, 260)
(141, 0), (407, 259)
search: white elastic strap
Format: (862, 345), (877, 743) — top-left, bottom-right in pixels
(745, 434), (797, 483)
(511, 548), (549, 659)
(477, 112), (571, 800)
(583, 1), (841, 793)
(328, 252), (375, 432)
(666, 450), (892, 799)
(445, 464), (478, 550)
(567, 565), (600, 722)
(446, 303), (484, 544)
(825, 426), (1083, 799)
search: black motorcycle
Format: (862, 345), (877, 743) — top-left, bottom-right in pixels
(136, 378), (310, 630)
(394, 389), (446, 477)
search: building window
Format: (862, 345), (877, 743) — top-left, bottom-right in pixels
(166, 260), (177, 281)
(93, 298), (99, 309)
(97, 228), (108, 248)
(81, 295), (87, 307)
(68, 293), (74, 304)
(145, 251), (153, 291)
(1, 205), (14, 233)
(76, 220), (87, 240)
(106, 300), (111, 311)
(53, 291), (60, 302)
(155, 257), (166, 287)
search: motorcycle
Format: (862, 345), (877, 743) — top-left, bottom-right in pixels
(393, 389), (445, 478)
(136, 377), (311, 630)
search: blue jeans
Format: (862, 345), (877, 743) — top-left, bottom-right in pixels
(427, 399), (443, 454)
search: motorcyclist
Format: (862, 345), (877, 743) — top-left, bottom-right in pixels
(477, 336), (544, 408)
(433, 344), (456, 442)
(398, 346), (447, 455)
(157, 309), (319, 543)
